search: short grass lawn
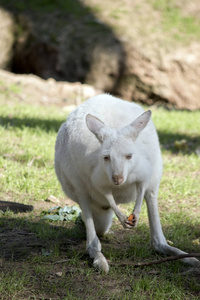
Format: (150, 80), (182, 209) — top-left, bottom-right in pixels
(0, 97), (200, 300)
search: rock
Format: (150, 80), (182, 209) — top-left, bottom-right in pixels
(1, 2), (200, 109)
(0, 8), (15, 69)
(157, 44), (200, 110)
(0, 69), (101, 106)
(45, 195), (61, 205)
(0, 7), (123, 92)
(116, 43), (200, 110)
(55, 272), (63, 277)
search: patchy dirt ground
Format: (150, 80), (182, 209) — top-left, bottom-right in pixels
(1, 210), (199, 299)
(0, 209), (140, 299)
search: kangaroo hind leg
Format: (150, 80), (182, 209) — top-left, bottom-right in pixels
(91, 204), (113, 236)
(79, 195), (110, 273)
(145, 188), (200, 267)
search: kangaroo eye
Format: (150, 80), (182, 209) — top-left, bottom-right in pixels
(103, 155), (110, 161)
(126, 154), (132, 160)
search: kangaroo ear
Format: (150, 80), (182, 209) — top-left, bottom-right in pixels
(121, 110), (152, 139)
(86, 114), (107, 143)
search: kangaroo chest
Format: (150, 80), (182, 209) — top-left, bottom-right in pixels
(90, 183), (137, 208)
(112, 183), (137, 205)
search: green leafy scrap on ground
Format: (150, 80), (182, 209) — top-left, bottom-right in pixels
(42, 205), (81, 222)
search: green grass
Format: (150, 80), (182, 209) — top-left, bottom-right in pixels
(150, 0), (200, 40)
(0, 80), (22, 97)
(0, 102), (66, 203)
(0, 98), (200, 299)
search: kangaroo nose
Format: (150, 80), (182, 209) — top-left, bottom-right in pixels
(112, 174), (124, 185)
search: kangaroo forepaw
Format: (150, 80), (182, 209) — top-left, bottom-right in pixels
(119, 214), (137, 229)
(123, 213), (138, 229)
(115, 210), (137, 229)
(127, 213), (137, 225)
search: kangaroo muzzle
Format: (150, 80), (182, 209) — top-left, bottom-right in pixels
(112, 174), (124, 185)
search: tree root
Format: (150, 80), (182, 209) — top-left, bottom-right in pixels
(111, 253), (200, 268)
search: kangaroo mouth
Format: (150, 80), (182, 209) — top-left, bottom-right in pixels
(112, 177), (124, 186)
(113, 180), (120, 185)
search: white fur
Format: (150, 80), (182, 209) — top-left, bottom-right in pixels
(55, 94), (200, 273)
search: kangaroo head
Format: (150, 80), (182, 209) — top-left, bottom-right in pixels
(86, 110), (151, 186)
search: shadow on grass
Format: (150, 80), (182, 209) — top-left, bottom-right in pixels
(0, 115), (64, 132)
(0, 214), (199, 299)
(158, 130), (200, 154)
(0, 200), (33, 213)
(1, 114), (200, 154)
(0, 215), (86, 261)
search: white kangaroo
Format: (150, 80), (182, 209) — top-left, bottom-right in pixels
(55, 94), (200, 273)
